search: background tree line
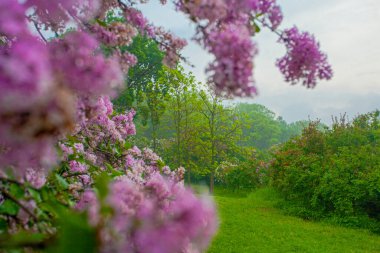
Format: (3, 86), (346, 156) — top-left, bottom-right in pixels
(112, 35), (314, 192)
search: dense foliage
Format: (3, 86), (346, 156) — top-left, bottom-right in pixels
(134, 95), (316, 191)
(270, 112), (380, 232)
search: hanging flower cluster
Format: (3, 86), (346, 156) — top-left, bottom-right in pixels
(277, 26), (333, 87)
(176, 0), (331, 96)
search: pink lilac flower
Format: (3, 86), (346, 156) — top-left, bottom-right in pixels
(176, 0), (284, 96)
(74, 141), (217, 252)
(26, 0), (100, 32)
(75, 190), (100, 226)
(154, 27), (187, 67)
(91, 22), (137, 47)
(277, 26), (333, 87)
(0, 0), (29, 37)
(0, 138), (57, 177)
(90, 23), (118, 46)
(119, 51), (138, 72)
(0, 35), (52, 112)
(59, 143), (74, 159)
(85, 153), (97, 164)
(17, 200), (37, 225)
(129, 146), (142, 156)
(206, 22), (258, 96)
(132, 181), (216, 253)
(25, 167), (47, 188)
(74, 143), (85, 153)
(112, 109), (136, 139)
(162, 166), (172, 176)
(145, 172), (170, 201)
(125, 154), (136, 168)
(79, 174), (91, 186)
(143, 148), (160, 163)
(267, 5), (283, 30)
(176, 0), (228, 22)
(49, 31), (124, 97)
(69, 160), (87, 173)
(124, 8), (149, 32)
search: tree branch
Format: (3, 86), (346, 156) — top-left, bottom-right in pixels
(0, 188), (38, 222)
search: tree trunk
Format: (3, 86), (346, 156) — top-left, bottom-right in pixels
(209, 172), (214, 194)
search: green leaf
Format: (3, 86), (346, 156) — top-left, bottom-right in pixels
(0, 232), (47, 249)
(255, 23), (261, 33)
(124, 141), (132, 150)
(157, 159), (165, 170)
(111, 170), (124, 177)
(55, 174), (69, 190)
(104, 162), (113, 172)
(28, 188), (42, 203)
(94, 173), (110, 201)
(10, 184), (24, 199)
(95, 19), (107, 27)
(40, 187), (50, 201)
(0, 218), (7, 232)
(48, 210), (96, 253)
(0, 200), (19, 216)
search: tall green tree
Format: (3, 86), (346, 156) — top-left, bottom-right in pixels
(160, 66), (201, 182)
(113, 35), (164, 110)
(197, 91), (243, 193)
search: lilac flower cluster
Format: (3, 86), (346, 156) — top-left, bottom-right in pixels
(58, 100), (217, 252)
(124, 7), (150, 34)
(277, 26), (333, 87)
(58, 97), (217, 252)
(76, 148), (217, 253)
(177, 0), (331, 96)
(49, 31), (124, 97)
(176, 0), (228, 22)
(245, 0), (284, 30)
(0, 0), (129, 177)
(80, 96), (136, 143)
(176, 0), (284, 96)
(0, 35), (76, 174)
(57, 96), (138, 196)
(91, 22), (137, 47)
(27, 0), (100, 32)
(0, 0), (29, 37)
(206, 22), (258, 96)
(0, 36), (52, 112)
(154, 27), (188, 68)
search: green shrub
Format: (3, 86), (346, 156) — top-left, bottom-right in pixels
(215, 159), (270, 191)
(270, 112), (380, 232)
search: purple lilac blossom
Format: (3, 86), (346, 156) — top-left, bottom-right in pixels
(49, 31), (124, 97)
(277, 26), (333, 87)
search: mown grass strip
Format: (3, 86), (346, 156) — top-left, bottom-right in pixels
(207, 188), (380, 253)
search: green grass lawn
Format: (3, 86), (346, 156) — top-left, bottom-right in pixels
(206, 188), (380, 253)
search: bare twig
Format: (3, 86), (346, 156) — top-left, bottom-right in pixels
(62, 172), (89, 178)
(32, 20), (48, 43)
(0, 177), (23, 186)
(0, 177), (39, 191)
(0, 188), (38, 222)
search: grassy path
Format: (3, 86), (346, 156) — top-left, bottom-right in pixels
(207, 188), (380, 253)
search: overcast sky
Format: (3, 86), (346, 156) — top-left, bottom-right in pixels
(140, 0), (380, 124)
